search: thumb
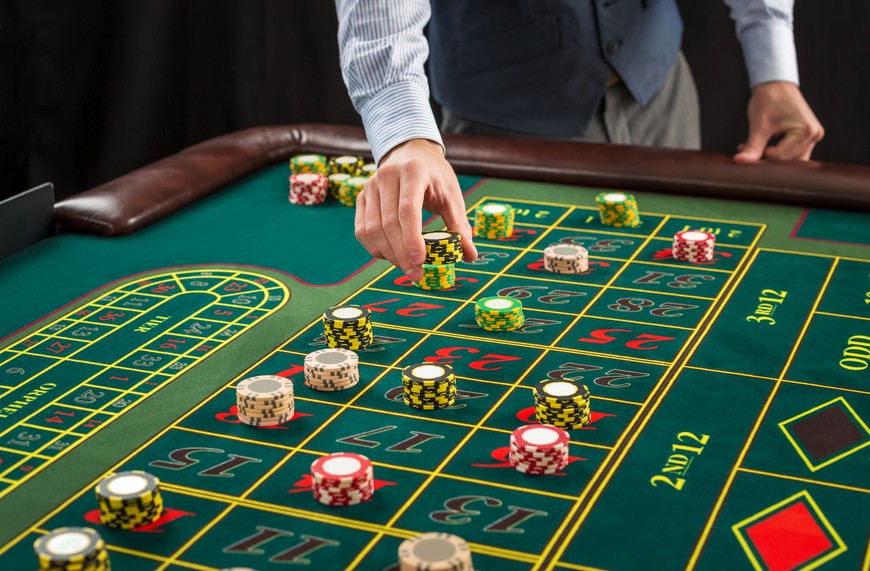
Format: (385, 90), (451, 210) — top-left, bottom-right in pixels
(733, 126), (770, 163)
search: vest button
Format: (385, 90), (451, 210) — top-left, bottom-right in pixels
(607, 40), (622, 55)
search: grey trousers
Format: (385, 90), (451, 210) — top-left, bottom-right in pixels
(441, 51), (701, 150)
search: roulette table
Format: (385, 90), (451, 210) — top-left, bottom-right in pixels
(0, 124), (868, 570)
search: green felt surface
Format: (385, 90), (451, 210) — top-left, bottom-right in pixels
(1, 172), (869, 570)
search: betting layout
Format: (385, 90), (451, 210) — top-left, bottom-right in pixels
(2, 186), (868, 570)
(0, 269), (288, 499)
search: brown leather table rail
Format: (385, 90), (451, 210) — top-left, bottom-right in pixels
(54, 123), (870, 236)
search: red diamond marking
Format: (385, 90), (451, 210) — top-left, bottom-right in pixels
(745, 500), (833, 571)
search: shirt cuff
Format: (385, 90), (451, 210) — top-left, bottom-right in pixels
(739, 21), (800, 87)
(359, 81), (444, 164)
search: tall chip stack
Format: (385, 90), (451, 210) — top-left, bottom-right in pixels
(416, 231), (463, 290)
(672, 230), (716, 263)
(328, 155), (364, 176)
(595, 191), (641, 228)
(474, 202), (515, 238)
(543, 244), (589, 274)
(290, 154), (328, 175)
(323, 305), (373, 349)
(509, 424), (570, 475)
(304, 348), (360, 391)
(235, 375), (295, 427)
(95, 470), (163, 529)
(310, 452), (374, 506)
(474, 296), (524, 332)
(398, 532), (474, 571)
(533, 379), (591, 429)
(34, 527), (110, 571)
(288, 173), (328, 205)
(402, 363), (456, 410)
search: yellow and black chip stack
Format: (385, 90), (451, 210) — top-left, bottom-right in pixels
(474, 202), (515, 239)
(327, 173), (352, 199)
(290, 154), (328, 176)
(533, 380), (591, 430)
(595, 191), (641, 228)
(95, 470), (163, 530)
(474, 296), (524, 332)
(361, 162), (377, 177)
(34, 527), (110, 571)
(323, 305), (373, 349)
(328, 155), (365, 177)
(402, 363), (456, 410)
(415, 231), (463, 290)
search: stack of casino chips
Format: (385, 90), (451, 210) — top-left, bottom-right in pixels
(323, 305), (373, 349)
(304, 348), (360, 391)
(534, 379), (591, 430)
(361, 162), (377, 177)
(397, 532), (474, 571)
(672, 230), (716, 263)
(235, 375), (295, 427)
(402, 363), (456, 410)
(336, 176), (368, 207)
(474, 296), (524, 332)
(95, 470), (163, 530)
(310, 452), (374, 506)
(327, 173), (352, 199)
(288, 173), (328, 205)
(543, 244), (589, 274)
(595, 191), (641, 228)
(328, 155), (365, 176)
(509, 424), (570, 475)
(474, 202), (515, 239)
(290, 154), (328, 175)
(414, 231), (463, 290)
(34, 527), (110, 571)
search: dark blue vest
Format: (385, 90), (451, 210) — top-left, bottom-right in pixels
(428, 0), (682, 137)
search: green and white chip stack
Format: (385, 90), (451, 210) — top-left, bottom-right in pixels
(290, 154), (328, 176)
(474, 202), (515, 239)
(402, 363), (456, 410)
(336, 176), (367, 207)
(474, 296), (524, 332)
(414, 231), (463, 290)
(534, 379), (591, 430)
(361, 162), (377, 177)
(595, 191), (641, 228)
(34, 527), (110, 571)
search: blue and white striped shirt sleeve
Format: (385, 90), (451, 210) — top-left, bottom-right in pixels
(335, 0), (442, 164)
(723, 0), (799, 87)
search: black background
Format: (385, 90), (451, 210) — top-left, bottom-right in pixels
(1, 1), (868, 201)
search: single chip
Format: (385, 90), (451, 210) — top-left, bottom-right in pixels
(311, 452), (373, 484)
(402, 363), (454, 385)
(95, 471), (159, 503)
(236, 375), (294, 401)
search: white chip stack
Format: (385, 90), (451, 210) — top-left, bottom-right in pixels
(304, 348), (360, 391)
(543, 244), (589, 274)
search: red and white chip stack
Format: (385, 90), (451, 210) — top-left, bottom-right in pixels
(672, 230), (716, 263)
(289, 173), (328, 205)
(509, 424), (570, 475)
(310, 452), (374, 506)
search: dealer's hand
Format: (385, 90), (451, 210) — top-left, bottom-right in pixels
(734, 81), (824, 163)
(356, 139), (477, 282)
